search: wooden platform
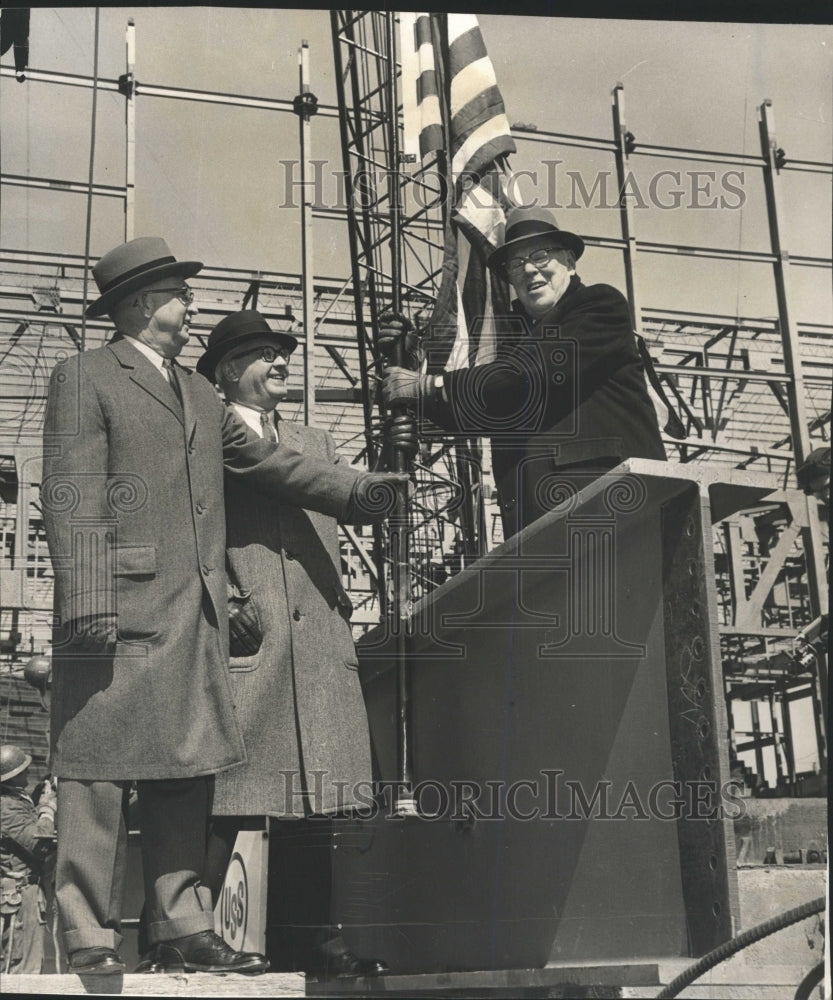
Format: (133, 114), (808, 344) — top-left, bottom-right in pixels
(3, 971), (306, 997)
(4, 962), (817, 999)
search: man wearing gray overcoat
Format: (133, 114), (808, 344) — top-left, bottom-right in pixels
(197, 311), (388, 979)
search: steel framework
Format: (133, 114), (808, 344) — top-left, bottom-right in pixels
(0, 12), (829, 794)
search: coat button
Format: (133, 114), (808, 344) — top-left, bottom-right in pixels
(292, 609), (301, 621)
(195, 503), (205, 515)
(202, 565), (212, 575)
(285, 550), (295, 561)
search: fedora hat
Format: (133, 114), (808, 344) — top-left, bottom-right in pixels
(85, 237), (203, 318)
(197, 310), (299, 383)
(487, 206), (584, 271)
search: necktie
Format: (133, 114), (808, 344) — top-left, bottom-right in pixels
(161, 358), (183, 409)
(260, 410), (278, 442)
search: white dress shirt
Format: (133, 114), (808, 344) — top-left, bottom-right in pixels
(123, 336), (171, 381)
(230, 401), (279, 440)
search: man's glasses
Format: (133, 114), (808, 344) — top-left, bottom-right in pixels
(232, 345), (291, 365)
(152, 286), (195, 305)
(505, 247), (561, 276)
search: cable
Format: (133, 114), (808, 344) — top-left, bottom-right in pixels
(793, 960), (825, 1000)
(655, 895), (825, 999)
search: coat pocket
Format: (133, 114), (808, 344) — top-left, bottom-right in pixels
(113, 544), (157, 577)
(113, 545), (159, 640)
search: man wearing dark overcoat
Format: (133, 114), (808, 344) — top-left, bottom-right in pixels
(382, 206), (667, 538)
(196, 311), (387, 978)
(40, 238), (404, 975)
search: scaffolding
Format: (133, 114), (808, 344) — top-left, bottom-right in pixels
(0, 12), (829, 795)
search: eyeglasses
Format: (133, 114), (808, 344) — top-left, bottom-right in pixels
(505, 247), (562, 276)
(152, 286), (195, 305)
(232, 345), (291, 365)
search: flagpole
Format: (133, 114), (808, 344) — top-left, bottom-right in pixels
(384, 9), (417, 816)
(296, 40), (317, 426)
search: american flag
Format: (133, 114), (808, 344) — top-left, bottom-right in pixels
(400, 13), (516, 371)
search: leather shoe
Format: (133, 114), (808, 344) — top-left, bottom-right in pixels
(68, 947), (125, 974)
(137, 930), (269, 975)
(308, 937), (389, 980)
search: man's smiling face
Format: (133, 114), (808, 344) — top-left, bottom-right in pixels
(506, 239), (575, 318)
(227, 338), (291, 410)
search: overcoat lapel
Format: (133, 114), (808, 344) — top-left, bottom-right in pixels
(176, 365), (199, 446)
(276, 415), (303, 453)
(107, 336), (184, 426)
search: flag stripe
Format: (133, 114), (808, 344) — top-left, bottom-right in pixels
(449, 56), (497, 117)
(452, 117), (515, 182)
(448, 26), (488, 77)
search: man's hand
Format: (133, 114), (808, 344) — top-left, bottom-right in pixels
(382, 368), (435, 406)
(228, 591), (263, 658)
(347, 472), (412, 524)
(36, 777), (58, 821)
(71, 613), (118, 655)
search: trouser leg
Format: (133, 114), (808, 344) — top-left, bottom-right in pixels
(136, 776), (215, 944)
(284, 816), (335, 956)
(203, 815), (243, 908)
(56, 779), (129, 953)
(15, 884), (45, 973)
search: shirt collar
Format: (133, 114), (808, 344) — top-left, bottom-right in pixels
(123, 336), (167, 374)
(230, 401), (279, 438)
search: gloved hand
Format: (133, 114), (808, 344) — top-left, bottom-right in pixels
(382, 368), (435, 405)
(71, 613), (118, 655)
(36, 778), (57, 824)
(346, 472), (412, 524)
(228, 590), (263, 658)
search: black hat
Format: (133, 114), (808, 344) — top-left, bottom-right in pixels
(487, 206), (584, 271)
(85, 237), (202, 318)
(197, 310), (299, 382)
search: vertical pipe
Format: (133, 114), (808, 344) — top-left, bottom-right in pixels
(298, 40), (316, 426)
(384, 10), (415, 811)
(758, 100), (827, 774)
(80, 8), (100, 352)
(124, 19), (136, 242)
(612, 84), (642, 336)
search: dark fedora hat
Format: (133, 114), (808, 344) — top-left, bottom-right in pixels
(85, 237), (203, 318)
(196, 310), (299, 382)
(487, 206), (584, 271)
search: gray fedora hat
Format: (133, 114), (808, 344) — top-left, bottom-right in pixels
(85, 236), (203, 318)
(197, 310), (299, 383)
(488, 206), (585, 271)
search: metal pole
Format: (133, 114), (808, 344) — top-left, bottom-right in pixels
(80, 8), (100, 352)
(759, 100), (828, 775)
(385, 10), (416, 814)
(298, 40), (316, 426)
(124, 19), (136, 241)
(612, 84), (642, 335)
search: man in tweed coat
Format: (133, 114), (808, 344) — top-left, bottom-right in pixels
(196, 311), (387, 979)
(41, 239), (404, 976)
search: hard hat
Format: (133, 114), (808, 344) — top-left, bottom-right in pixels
(0, 744), (32, 783)
(23, 655), (51, 692)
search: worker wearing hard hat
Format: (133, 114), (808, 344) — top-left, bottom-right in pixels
(1, 746), (57, 974)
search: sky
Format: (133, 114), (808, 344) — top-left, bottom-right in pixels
(1, 7), (831, 323)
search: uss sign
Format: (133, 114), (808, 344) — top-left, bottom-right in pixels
(213, 828), (267, 955)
